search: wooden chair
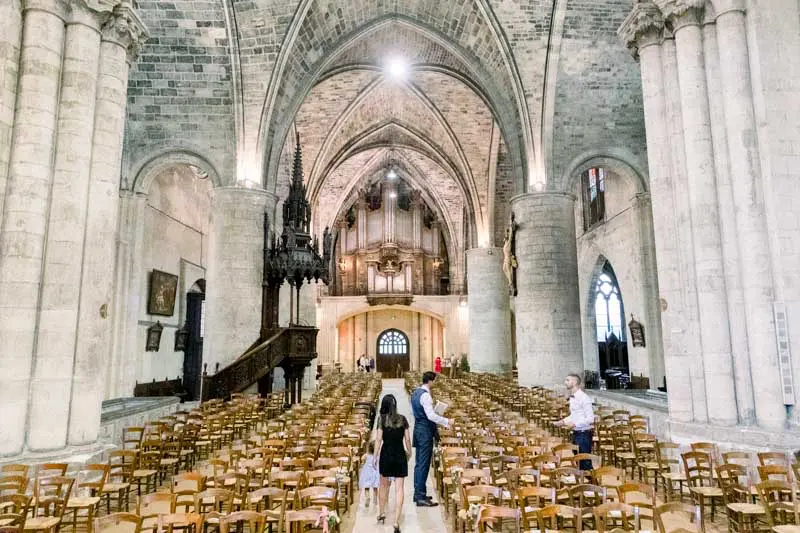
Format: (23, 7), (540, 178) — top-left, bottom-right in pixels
(93, 513), (142, 533)
(0, 466), (28, 480)
(193, 489), (233, 515)
(717, 464), (765, 533)
(0, 513), (26, 533)
(722, 452), (754, 468)
(65, 464), (108, 533)
(759, 465), (793, 483)
(757, 480), (798, 530)
(295, 487), (336, 512)
(157, 513), (202, 533)
(137, 493), (176, 533)
(0, 478), (27, 498)
(683, 451), (723, 520)
(218, 511), (265, 533)
(537, 504), (583, 533)
(122, 428), (144, 451)
(171, 473), (204, 513)
(655, 502), (704, 533)
(27, 476), (74, 533)
(517, 486), (554, 530)
(283, 509), (323, 533)
(594, 501), (637, 532)
(476, 505), (521, 533)
(759, 453), (790, 468)
(105, 452), (133, 512)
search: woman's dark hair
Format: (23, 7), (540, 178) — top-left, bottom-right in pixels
(379, 394), (404, 428)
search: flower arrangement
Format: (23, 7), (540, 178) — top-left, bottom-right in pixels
(315, 506), (341, 533)
(451, 466), (464, 486)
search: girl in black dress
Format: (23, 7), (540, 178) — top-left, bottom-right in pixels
(373, 394), (411, 533)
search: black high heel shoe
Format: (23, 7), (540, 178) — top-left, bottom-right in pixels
(393, 525), (401, 533)
(377, 515), (385, 524)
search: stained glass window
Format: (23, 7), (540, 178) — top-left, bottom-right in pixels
(595, 264), (625, 342)
(582, 167), (606, 229)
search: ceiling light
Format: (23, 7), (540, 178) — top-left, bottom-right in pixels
(389, 192), (397, 199)
(386, 168), (397, 179)
(385, 57), (408, 80)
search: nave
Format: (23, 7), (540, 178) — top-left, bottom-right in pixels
(2, 372), (800, 533)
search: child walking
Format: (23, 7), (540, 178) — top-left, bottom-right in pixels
(359, 441), (380, 507)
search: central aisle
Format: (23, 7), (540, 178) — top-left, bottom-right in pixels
(348, 378), (449, 533)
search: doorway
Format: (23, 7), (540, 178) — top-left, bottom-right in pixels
(183, 279), (205, 400)
(376, 328), (410, 378)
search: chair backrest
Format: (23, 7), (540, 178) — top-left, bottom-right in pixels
(137, 492), (176, 518)
(193, 489), (233, 514)
(0, 494), (31, 515)
(682, 452), (713, 487)
(296, 486), (336, 510)
(219, 511), (265, 533)
(592, 466), (625, 487)
(0, 465), (28, 479)
(77, 464), (109, 496)
(594, 502), (637, 533)
(757, 480), (798, 526)
(477, 505), (521, 533)
(759, 452), (790, 467)
(618, 482), (655, 508)
(159, 513), (202, 533)
(759, 465), (793, 482)
(284, 509), (323, 533)
(0, 477), (27, 496)
(569, 483), (606, 507)
(537, 504), (582, 533)
(654, 502), (703, 533)
(0, 513), (26, 533)
(34, 476), (74, 518)
(722, 451), (753, 467)
(94, 513), (142, 533)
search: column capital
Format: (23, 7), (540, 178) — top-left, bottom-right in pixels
(656, 0), (705, 30)
(618, 1), (666, 58)
(710, 0), (746, 18)
(101, 3), (149, 62)
(22, 0), (70, 19)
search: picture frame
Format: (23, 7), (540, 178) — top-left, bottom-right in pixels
(146, 321), (164, 352)
(148, 269), (178, 316)
(628, 315), (646, 347)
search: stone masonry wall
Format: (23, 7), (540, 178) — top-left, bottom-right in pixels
(126, 0), (235, 183)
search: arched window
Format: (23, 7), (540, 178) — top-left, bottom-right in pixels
(594, 264), (625, 342)
(378, 329), (408, 356)
(582, 167), (606, 229)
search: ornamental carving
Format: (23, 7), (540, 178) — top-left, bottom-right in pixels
(101, 4), (149, 61)
(618, 1), (665, 56)
(655, 0), (705, 20)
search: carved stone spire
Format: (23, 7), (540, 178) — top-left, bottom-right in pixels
(282, 132), (311, 238)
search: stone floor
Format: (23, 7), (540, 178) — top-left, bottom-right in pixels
(344, 379), (449, 533)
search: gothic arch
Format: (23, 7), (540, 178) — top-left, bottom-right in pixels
(130, 149), (222, 195)
(560, 148), (649, 194)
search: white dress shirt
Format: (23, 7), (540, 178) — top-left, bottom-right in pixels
(420, 386), (449, 427)
(563, 388), (594, 431)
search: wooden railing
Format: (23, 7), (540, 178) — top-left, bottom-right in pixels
(134, 378), (187, 400)
(201, 326), (319, 400)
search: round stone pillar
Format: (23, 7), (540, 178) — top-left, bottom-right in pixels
(466, 247), (512, 373)
(511, 192), (583, 388)
(29, 6), (103, 451)
(715, 2), (785, 429)
(204, 187), (276, 372)
(68, 5), (147, 446)
(0, 0), (68, 456)
(667, 5), (738, 426)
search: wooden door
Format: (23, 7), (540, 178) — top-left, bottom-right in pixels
(183, 291), (204, 400)
(376, 329), (410, 378)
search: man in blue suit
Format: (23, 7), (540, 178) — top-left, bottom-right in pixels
(410, 371), (451, 506)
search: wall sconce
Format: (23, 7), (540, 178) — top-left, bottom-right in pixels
(337, 257), (347, 271)
(432, 258), (441, 269)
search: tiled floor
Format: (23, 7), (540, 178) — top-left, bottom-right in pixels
(346, 379), (449, 533)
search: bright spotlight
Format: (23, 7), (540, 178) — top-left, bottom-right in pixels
(389, 192), (397, 199)
(385, 57), (408, 80)
(386, 168), (397, 179)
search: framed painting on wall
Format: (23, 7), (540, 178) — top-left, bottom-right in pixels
(148, 269), (178, 316)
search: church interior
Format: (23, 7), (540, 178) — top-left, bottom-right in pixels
(1, 0), (799, 532)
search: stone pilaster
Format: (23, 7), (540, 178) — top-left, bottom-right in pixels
(511, 192), (583, 387)
(0, 0), (22, 225)
(29, 2), (104, 451)
(0, 0), (68, 456)
(466, 247), (512, 373)
(68, 3), (148, 445)
(714, 0), (784, 429)
(701, 11), (756, 424)
(204, 187), (275, 371)
(661, 1), (738, 426)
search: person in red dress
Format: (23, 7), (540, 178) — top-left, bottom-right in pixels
(434, 356), (442, 374)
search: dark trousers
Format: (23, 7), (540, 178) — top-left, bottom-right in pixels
(573, 430), (593, 471)
(413, 435), (433, 501)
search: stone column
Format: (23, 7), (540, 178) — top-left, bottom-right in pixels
(0, 0), (68, 456)
(662, 1), (738, 426)
(618, 2), (694, 420)
(356, 191), (367, 249)
(466, 247), (512, 373)
(702, 10), (756, 424)
(204, 187), (275, 371)
(0, 0), (22, 222)
(68, 4), (147, 445)
(662, 34), (708, 423)
(511, 192), (583, 387)
(714, 0), (784, 429)
(28, 3), (103, 451)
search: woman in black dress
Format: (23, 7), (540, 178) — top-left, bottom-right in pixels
(373, 394), (411, 533)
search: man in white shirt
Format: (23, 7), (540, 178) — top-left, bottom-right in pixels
(554, 373), (594, 470)
(411, 371), (452, 506)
